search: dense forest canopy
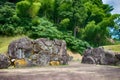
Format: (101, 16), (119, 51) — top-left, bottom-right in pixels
(0, 0), (120, 54)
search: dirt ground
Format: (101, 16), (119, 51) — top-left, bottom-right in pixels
(0, 61), (120, 80)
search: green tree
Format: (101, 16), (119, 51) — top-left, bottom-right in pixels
(83, 21), (102, 46)
(38, 0), (55, 18)
(59, 18), (70, 31)
(60, 0), (88, 27)
(16, 0), (41, 18)
(0, 2), (15, 25)
(77, 0), (119, 46)
(0, 2), (24, 36)
(82, 14), (119, 46)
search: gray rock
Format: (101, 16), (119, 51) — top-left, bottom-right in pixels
(0, 54), (10, 69)
(7, 37), (33, 59)
(32, 38), (69, 65)
(115, 54), (120, 65)
(81, 47), (119, 65)
(7, 37), (70, 67)
(115, 54), (120, 60)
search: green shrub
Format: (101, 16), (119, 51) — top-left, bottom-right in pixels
(63, 34), (90, 54)
(0, 2), (25, 36)
(0, 24), (15, 36)
(0, 2), (15, 24)
(16, 0), (31, 18)
(28, 18), (62, 39)
(32, 16), (41, 26)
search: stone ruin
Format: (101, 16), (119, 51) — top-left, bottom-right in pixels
(81, 47), (120, 65)
(6, 37), (70, 67)
(0, 54), (10, 69)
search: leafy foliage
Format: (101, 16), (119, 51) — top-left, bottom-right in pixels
(16, 0), (31, 17)
(82, 21), (103, 46)
(0, 2), (22, 36)
(63, 34), (90, 54)
(29, 18), (63, 39)
(0, 2), (15, 25)
(16, 0), (41, 18)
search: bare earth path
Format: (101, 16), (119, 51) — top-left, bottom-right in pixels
(0, 61), (120, 80)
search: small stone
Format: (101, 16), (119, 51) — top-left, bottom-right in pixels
(0, 54), (10, 69)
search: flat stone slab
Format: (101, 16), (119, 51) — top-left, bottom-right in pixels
(0, 62), (120, 80)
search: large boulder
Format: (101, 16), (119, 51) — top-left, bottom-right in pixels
(0, 54), (10, 69)
(81, 47), (119, 65)
(7, 37), (69, 67)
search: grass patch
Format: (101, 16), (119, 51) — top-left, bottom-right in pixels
(0, 35), (25, 54)
(103, 44), (120, 53)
